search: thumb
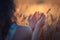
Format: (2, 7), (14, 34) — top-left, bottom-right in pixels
(36, 14), (45, 28)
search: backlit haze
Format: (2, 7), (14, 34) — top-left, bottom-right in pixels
(14, 0), (60, 26)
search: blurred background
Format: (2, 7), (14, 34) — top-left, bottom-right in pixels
(14, 0), (60, 26)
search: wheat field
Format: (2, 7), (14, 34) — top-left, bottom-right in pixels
(14, 0), (60, 26)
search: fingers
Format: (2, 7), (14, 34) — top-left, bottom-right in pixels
(36, 13), (45, 28)
(39, 13), (45, 24)
(31, 11), (40, 23)
(40, 13), (45, 21)
(37, 13), (44, 21)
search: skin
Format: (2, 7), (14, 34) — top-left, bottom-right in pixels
(28, 12), (45, 40)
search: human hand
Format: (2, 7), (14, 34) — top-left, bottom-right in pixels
(31, 13), (45, 40)
(35, 13), (45, 30)
(28, 11), (40, 30)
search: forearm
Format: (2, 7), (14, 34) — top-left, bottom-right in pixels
(32, 27), (42, 40)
